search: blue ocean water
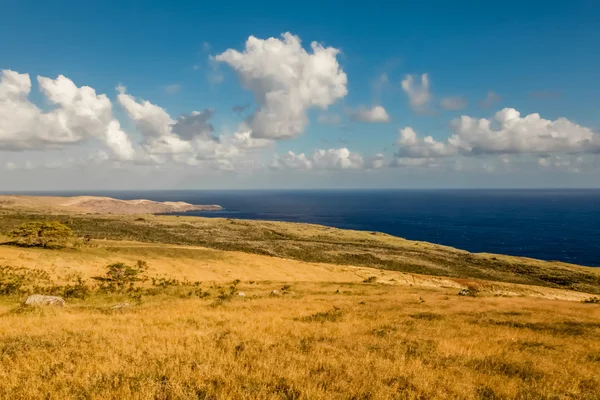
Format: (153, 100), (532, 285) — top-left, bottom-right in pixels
(11, 189), (600, 266)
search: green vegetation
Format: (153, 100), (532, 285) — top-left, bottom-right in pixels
(7, 221), (73, 248)
(1, 211), (599, 294)
(92, 260), (149, 293)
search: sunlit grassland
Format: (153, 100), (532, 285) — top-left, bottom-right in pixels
(1, 207), (600, 399)
(1, 210), (599, 294)
(1, 282), (599, 399)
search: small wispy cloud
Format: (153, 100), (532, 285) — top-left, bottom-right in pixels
(480, 91), (502, 109)
(163, 84), (182, 94)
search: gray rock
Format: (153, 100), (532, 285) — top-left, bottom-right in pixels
(24, 294), (65, 307)
(458, 289), (471, 296)
(270, 290), (281, 297)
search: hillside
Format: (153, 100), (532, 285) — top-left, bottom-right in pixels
(1, 204), (599, 295)
(0, 195), (222, 214)
(0, 204), (599, 399)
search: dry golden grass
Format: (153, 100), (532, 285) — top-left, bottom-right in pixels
(1, 282), (600, 399)
(0, 239), (593, 301)
(1, 206), (600, 398)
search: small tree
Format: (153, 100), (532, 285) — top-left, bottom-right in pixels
(9, 221), (73, 248)
(92, 260), (148, 292)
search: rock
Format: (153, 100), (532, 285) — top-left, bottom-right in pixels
(237, 292), (246, 297)
(110, 302), (131, 310)
(458, 289), (471, 296)
(24, 294), (65, 307)
(270, 290), (281, 297)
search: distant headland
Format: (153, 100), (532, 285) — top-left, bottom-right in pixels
(0, 194), (222, 215)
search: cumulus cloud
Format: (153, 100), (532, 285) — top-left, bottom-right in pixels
(480, 91), (502, 109)
(449, 108), (600, 155)
(117, 86), (192, 154)
(367, 153), (386, 169)
(395, 108), (600, 160)
(215, 32), (348, 140)
(231, 130), (273, 149)
(271, 148), (364, 170)
(440, 96), (467, 111)
(537, 155), (584, 172)
(0, 70), (135, 160)
(172, 109), (217, 142)
(347, 105), (390, 123)
(116, 87), (267, 168)
(396, 127), (456, 158)
(401, 73), (431, 113)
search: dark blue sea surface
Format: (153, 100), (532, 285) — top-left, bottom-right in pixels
(10, 189), (600, 266)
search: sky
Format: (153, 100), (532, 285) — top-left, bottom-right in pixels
(1, 0), (599, 190)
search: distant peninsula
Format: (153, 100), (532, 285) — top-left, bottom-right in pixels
(0, 195), (222, 215)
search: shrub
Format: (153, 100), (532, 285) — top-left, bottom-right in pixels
(363, 276), (377, 284)
(62, 276), (91, 299)
(9, 221), (73, 248)
(92, 260), (149, 293)
(583, 297), (600, 304)
(0, 265), (53, 296)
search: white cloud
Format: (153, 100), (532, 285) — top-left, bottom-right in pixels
(367, 153), (386, 169)
(348, 105), (390, 123)
(396, 127), (456, 158)
(391, 157), (440, 168)
(480, 91), (501, 109)
(0, 70), (135, 160)
(116, 86), (192, 155)
(401, 73), (431, 113)
(440, 96), (467, 111)
(215, 32), (348, 140)
(317, 113), (342, 125)
(313, 148), (364, 169)
(537, 155), (586, 173)
(231, 130), (273, 149)
(272, 147), (363, 170)
(449, 108), (600, 155)
(116, 87), (267, 168)
(396, 108), (600, 160)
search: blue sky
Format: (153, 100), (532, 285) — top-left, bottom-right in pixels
(1, 0), (599, 189)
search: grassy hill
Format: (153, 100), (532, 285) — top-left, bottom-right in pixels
(0, 206), (599, 399)
(1, 209), (599, 294)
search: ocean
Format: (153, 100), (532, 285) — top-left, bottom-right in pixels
(11, 189), (600, 266)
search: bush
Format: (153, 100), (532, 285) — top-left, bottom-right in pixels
(0, 265), (53, 296)
(9, 221), (73, 248)
(62, 276), (91, 299)
(92, 260), (149, 293)
(583, 297), (600, 304)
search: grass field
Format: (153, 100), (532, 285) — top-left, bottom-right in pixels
(1, 282), (599, 399)
(1, 210), (599, 294)
(1, 206), (600, 399)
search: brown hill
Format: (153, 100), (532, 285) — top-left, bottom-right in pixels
(0, 195), (222, 214)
